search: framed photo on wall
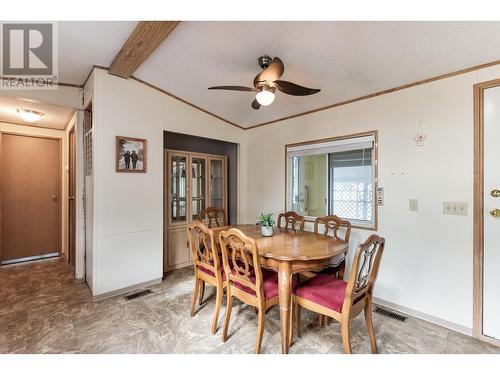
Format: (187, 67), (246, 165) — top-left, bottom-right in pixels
(116, 136), (147, 173)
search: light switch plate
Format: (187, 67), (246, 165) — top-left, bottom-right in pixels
(409, 199), (418, 211)
(443, 202), (468, 216)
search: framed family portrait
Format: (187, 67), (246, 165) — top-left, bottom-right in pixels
(116, 136), (147, 173)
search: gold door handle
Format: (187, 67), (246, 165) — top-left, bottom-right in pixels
(492, 189), (500, 198)
(490, 209), (500, 218)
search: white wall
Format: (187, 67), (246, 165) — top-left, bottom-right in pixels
(240, 64), (500, 331)
(88, 63), (500, 330)
(91, 69), (242, 296)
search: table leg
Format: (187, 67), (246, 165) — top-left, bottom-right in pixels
(278, 261), (292, 354)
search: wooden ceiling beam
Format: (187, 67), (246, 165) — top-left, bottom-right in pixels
(109, 21), (180, 78)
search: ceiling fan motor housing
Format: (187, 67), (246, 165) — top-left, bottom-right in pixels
(258, 55), (273, 69)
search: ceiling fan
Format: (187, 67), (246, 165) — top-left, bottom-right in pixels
(208, 55), (321, 110)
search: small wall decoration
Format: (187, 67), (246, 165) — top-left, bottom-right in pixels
(116, 136), (147, 173)
(413, 121), (427, 147)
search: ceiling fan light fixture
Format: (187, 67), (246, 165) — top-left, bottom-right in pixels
(256, 86), (275, 106)
(17, 108), (43, 123)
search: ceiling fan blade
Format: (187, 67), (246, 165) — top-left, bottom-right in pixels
(251, 99), (261, 110)
(253, 57), (285, 87)
(208, 85), (257, 92)
(274, 80), (321, 96)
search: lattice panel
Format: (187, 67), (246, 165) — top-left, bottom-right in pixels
(332, 182), (373, 221)
(83, 111), (93, 177)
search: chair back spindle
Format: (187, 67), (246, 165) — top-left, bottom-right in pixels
(219, 228), (265, 301)
(187, 222), (221, 277)
(198, 207), (226, 228)
(313, 215), (352, 242)
(343, 235), (385, 311)
(277, 211), (305, 232)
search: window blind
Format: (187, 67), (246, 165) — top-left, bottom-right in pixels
(287, 135), (374, 158)
(328, 147), (373, 168)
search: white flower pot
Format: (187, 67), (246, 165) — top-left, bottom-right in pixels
(261, 225), (274, 237)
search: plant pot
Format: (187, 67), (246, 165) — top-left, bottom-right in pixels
(261, 225), (274, 237)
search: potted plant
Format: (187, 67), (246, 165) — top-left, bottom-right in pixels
(258, 213), (275, 237)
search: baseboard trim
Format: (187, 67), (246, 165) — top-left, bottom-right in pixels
(479, 334), (500, 348)
(92, 277), (163, 301)
(74, 277), (84, 284)
(372, 297), (472, 336)
(0, 252), (60, 265)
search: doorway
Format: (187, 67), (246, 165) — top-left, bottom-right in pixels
(68, 126), (76, 267)
(473, 78), (500, 346)
(0, 133), (62, 264)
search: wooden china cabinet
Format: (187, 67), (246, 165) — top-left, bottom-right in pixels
(164, 150), (227, 272)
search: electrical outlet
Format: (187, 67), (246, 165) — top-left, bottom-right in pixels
(443, 202), (468, 216)
(377, 187), (384, 206)
(409, 199), (418, 211)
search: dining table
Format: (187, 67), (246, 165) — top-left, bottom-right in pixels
(212, 224), (349, 354)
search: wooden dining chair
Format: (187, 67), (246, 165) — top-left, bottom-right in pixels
(218, 228), (280, 354)
(277, 211), (305, 232)
(314, 215), (352, 279)
(198, 207), (226, 228)
(293, 234), (385, 354)
(312, 215), (352, 326)
(187, 222), (226, 334)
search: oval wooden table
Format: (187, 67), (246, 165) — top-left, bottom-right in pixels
(213, 224), (348, 354)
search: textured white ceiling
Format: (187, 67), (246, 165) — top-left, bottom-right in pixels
(58, 21), (138, 84)
(0, 94), (74, 130)
(0, 22), (136, 130)
(134, 21), (500, 128)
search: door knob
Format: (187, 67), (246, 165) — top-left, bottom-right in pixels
(490, 209), (500, 218)
(52, 193), (57, 201)
(491, 189), (500, 198)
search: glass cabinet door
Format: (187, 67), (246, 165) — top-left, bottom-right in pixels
(209, 158), (224, 209)
(191, 157), (207, 220)
(170, 154), (187, 224)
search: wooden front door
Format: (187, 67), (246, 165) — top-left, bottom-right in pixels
(0, 133), (61, 263)
(68, 127), (76, 266)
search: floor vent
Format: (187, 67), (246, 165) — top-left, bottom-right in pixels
(373, 306), (408, 322)
(124, 289), (153, 301)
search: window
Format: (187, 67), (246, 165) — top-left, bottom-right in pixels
(286, 133), (377, 229)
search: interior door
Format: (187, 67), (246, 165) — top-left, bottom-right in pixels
(483, 85), (500, 340)
(0, 133), (61, 263)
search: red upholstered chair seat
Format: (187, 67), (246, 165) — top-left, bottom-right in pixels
(199, 264), (226, 281)
(293, 273), (347, 312)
